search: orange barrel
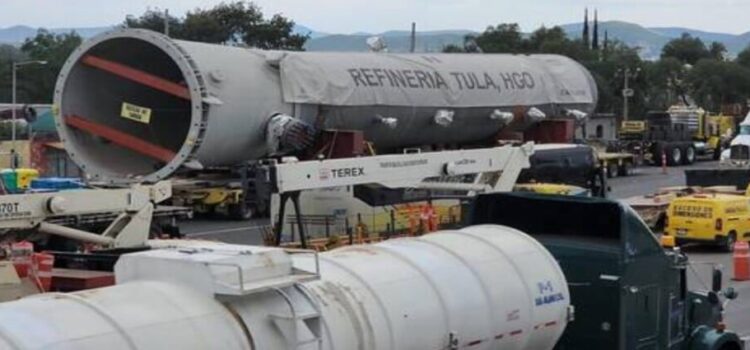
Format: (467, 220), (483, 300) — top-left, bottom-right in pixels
(32, 252), (55, 292)
(732, 241), (750, 281)
(10, 241), (34, 278)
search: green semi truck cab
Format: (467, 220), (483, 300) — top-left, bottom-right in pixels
(469, 193), (743, 350)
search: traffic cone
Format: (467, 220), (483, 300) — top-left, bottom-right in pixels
(732, 241), (750, 281)
(31, 252), (54, 292)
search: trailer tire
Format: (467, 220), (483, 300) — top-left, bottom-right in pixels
(149, 221), (165, 239)
(683, 145), (696, 165)
(668, 146), (682, 166)
(606, 163), (618, 178)
(721, 232), (737, 253)
(617, 162), (632, 176)
(713, 144), (722, 160)
(228, 204), (253, 220)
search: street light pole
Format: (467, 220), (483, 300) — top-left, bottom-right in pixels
(11, 62), (16, 167)
(623, 68), (630, 121)
(619, 67), (640, 121)
(10, 60), (47, 168)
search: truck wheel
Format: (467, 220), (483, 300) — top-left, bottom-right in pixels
(651, 143), (665, 166)
(683, 146), (695, 165)
(228, 204), (253, 220)
(713, 145), (722, 160)
(721, 232), (737, 252)
(606, 163), (618, 178)
(617, 162), (631, 176)
(668, 146), (682, 166)
(149, 221), (165, 239)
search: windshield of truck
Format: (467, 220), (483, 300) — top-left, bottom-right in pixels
(741, 125), (750, 135)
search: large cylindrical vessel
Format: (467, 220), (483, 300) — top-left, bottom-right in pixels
(0, 281), (251, 349)
(54, 29), (597, 183)
(292, 225), (571, 350)
(0, 225), (569, 349)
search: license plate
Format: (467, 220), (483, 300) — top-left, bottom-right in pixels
(676, 229), (688, 236)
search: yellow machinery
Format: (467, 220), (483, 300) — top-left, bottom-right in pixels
(704, 114), (734, 152)
(513, 183), (588, 196)
(620, 120), (647, 135)
(616, 106), (734, 166)
(0, 168), (39, 193)
(172, 185), (251, 220)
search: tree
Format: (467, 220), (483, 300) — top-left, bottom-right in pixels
(125, 1), (309, 50)
(469, 24), (523, 53)
(686, 59), (750, 110)
(244, 13), (307, 50)
(584, 44), (646, 116)
(124, 9), (183, 37)
(661, 33), (711, 65)
(709, 42), (727, 61)
(0, 44), (24, 103)
(180, 9), (231, 43)
(736, 46), (750, 68)
(18, 30), (82, 103)
(526, 26), (568, 53)
(442, 44), (464, 53)
(642, 57), (688, 108)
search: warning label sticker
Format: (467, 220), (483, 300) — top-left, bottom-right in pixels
(120, 102), (152, 124)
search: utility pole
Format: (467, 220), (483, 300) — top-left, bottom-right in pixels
(11, 62), (16, 161)
(164, 9), (170, 37)
(620, 67), (639, 121)
(410, 22), (416, 53)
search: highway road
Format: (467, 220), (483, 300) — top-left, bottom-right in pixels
(180, 159), (750, 338)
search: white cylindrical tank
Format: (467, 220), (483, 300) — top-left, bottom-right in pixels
(0, 225), (569, 350)
(291, 225), (571, 350)
(0, 281), (251, 350)
(54, 28), (597, 183)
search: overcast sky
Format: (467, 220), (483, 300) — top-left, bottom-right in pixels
(1, 0), (750, 34)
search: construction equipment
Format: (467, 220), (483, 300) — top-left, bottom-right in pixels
(0, 181), (173, 248)
(0, 193), (743, 350)
(170, 164), (264, 220)
(616, 105), (733, 166)
(266, 143), (534, 245)
(53, 28), (597, 184)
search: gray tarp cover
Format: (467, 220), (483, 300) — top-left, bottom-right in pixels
(278, 52), (597, 108)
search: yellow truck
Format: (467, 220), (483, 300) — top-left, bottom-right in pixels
(616, 106), (734, 166)
(664, 193), (750, 251)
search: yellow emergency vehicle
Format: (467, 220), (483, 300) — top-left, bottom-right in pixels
(664, 193), (750, 251)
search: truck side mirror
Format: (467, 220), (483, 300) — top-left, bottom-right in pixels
(712, 268), (723, 293)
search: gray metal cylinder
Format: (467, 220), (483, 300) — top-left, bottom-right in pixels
(54, 29), (598, 183)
